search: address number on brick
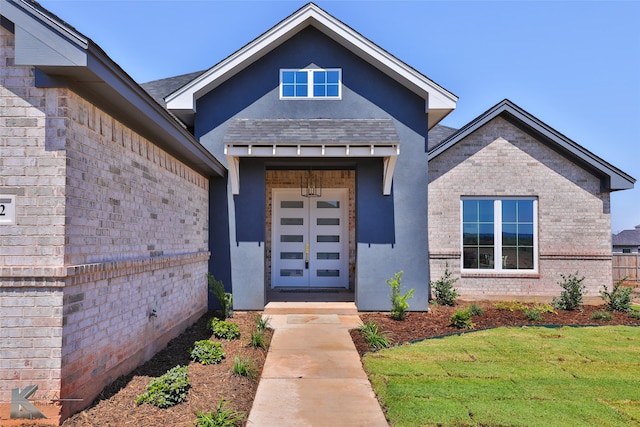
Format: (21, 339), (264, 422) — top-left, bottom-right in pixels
(0, 195), (16, 225)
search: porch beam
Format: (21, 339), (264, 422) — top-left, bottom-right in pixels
(224, 143), (399, 196)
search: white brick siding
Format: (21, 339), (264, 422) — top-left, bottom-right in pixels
(428, 116), (612, 300)
(0, 25), (210, 423)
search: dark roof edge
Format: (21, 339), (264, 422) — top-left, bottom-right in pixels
(86, 42), (226, 177)
(428, 99), (635, 191)
(3, 0), (225, 178)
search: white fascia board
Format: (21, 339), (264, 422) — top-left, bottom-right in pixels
(166, 11), (317, 111)
(166, 3), (457, 118)
(307, 9), (457, 106)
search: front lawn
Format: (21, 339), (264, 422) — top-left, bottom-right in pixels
(364, 326), (640, 426)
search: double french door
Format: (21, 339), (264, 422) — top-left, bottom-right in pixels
(271, 188), (348, 288)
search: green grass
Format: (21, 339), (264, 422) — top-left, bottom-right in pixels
(363, 326), (640, 426)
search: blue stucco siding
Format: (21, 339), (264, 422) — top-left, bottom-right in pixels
(195, 27), (428, 141)
(216, 157), (395, 245)
(357, 158), (395, 244)
(208, 176), (232, 310)
(197, 27), (430, 310)
(234, 158), (266, 242)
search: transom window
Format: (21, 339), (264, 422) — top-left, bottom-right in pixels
(462, 198), (537, 272)
(280, 69), (341, 99)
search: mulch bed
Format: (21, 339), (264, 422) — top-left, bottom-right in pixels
(60, 311), (271, 427)
(350, 301), (640, 354)
(17, 301), (639, 427)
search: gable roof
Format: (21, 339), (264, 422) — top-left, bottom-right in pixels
(428, 99), (635, 192)
(165, 2), (457, 130)
(613, 226), (640, 247)
(1, 0), (224, 177)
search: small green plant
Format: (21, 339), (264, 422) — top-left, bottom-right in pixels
(431, 264), (459, 306)
(531, 302), (556, 314)
(207, 273), (233, 319)
(250, 330), (266, 349)
(208, 318), (241, 340)
(190, 340), (225, 365)
(493, 300), (528, 311)
(135, 365), (190, 408)
(232, 356), (257, 379)
(600, 277), (637, 312)
(629, 309), (640, 320)
(387, 271), (414, 320)
(358, 321), (392, 349)
(494, 301), (554, 320)
(450, 308), (474, 329)
(255, 314), (271, 333)
(553, 272), (586, 311)
(590, 310), (613, 321)
(467, 303), (484, 317)
(524, 308), (542, 321)
(195, 399), (245, 427)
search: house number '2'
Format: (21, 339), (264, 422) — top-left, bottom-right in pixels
(0, 196), (16, 225)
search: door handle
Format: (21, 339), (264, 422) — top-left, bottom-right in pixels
(305, 243), (309, 269)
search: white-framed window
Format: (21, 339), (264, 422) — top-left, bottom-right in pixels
(280, 68), (341, 99)
(461, 197), (538, 272)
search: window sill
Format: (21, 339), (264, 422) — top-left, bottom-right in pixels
(461, 272), (540, 279)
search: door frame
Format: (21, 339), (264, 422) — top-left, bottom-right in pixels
(271, 188), (348, 288)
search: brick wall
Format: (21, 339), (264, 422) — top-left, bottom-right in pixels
(428, 116), (612, 300)
(0, 24), (210, 423)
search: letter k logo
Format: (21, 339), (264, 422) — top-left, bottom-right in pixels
(10, 385), (47, 419)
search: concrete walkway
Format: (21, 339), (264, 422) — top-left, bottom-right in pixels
(247, 302), (388, 427)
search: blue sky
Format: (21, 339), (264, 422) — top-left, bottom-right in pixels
(38, 0), (640, 232)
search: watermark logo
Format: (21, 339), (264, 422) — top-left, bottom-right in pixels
(10, 385), (47, 419)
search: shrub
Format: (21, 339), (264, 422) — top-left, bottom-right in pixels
(208, 318), (241, 340)
(135, 365), (190, 408)
(431, 264), (459, 306)
(190, 340), (225, 365)
(207, 273), (233, 319)
(387, 271), (414, 320)
(524, 308), (542, 322)
(467, 303), (484, 317)
(358, 321), (392, 349)
(629, 309), (640, 320)
(553, 272), (586, 311)
(232, 356), (256, 379)
(255, 314), (271, 333)
(590, 310), (613, 321)
(600, 278), (637, 312)
(250, 330), (266, 349)
(195, 399), (245, 427)
(450, 308), (474, 329)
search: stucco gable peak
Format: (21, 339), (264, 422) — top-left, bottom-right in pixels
(164, 2), (457, 129)
(428, 99), (635, 192)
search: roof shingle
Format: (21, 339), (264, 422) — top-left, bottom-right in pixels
(223, 118), (400, 145)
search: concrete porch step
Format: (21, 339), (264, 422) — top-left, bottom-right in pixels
(263, 302), (358, 315)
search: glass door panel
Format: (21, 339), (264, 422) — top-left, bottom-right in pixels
(272, 188), (348, 288)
